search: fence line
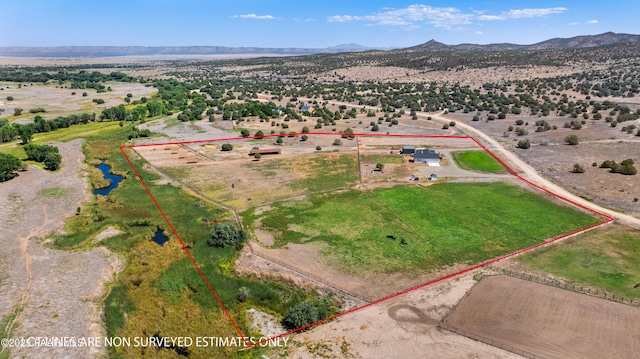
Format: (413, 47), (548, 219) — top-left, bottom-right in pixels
(485, 266), (639, 307)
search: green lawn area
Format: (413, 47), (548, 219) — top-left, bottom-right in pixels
(517, 225), (640, 299)
(451, 150), (508, 173)
(243, 183), (601, 274)
(360, 154), (404, 165)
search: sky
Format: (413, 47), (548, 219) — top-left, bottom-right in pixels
(1, 0), (638, 48)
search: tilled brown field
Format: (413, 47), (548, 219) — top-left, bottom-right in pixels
(444, 275), (640, 358)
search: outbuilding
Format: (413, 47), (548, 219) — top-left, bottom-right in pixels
(401, 146), (415, 155)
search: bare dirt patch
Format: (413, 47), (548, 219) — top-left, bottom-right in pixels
(279, 272), (520, 359)
(444, 275), (640, 359)
(94, 226), (123, 242)
(0, 139), (121, 358)
(246, 308), (286, 338)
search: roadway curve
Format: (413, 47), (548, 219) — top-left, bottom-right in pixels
(426, 112), (640, 229)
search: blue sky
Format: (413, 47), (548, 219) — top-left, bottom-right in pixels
(1, 0), (638, 48)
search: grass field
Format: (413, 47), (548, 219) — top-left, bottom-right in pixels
(517, 225), (640, 299)
(451, 150), (508, 173)
(159, 153), (359, 208)
(243, 183), (601, 274)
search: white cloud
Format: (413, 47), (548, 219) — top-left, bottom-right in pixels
(328, 5), (473, 29)
(505, 7), (568, 19)
(569, 19), (599, 26)
(328, 5), (568, 29)
(475, 30), (484, 35)
(231, 14), (275, 20)
(478, 7), (568, 21)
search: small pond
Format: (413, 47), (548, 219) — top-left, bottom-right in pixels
(93, 160), (123, 196)
(152, 229), (169, 246)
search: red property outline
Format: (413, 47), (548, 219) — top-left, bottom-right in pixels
(120, 132), (614, 349)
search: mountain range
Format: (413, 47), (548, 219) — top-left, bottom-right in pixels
(0, 32), (638, 57)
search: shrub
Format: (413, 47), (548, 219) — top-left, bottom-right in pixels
(442, 124), (449, 129)
(564, 134), (579, 145)
(315, 146), (321, 151)
(237, 287), (250, 302)
(517, 140), (531, 149)
(221, 143), (233, 151)
(282, 301), (319, 330)
(572, 164), (585, 173)
(208, 221), (246, 248)
(333, 138), (342, 146)
(254, 130), (264, 137)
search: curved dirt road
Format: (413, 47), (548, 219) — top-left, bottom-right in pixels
(427, 112), (640, 229)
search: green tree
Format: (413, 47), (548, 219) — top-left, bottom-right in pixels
(302, 126), (310, 133)
(43, 151), (62, 171)
(276, 137), (283, 144)
(14, 108), (23, 116)
(371, 124), (379, 132)
(221, 143), (233, 151)
(240, 128), (250, 137)
(208, 222), (246, 248)
(315, 146), (321, 151)
(254, 153), (262, 160)
(564, 134), (579, 145)
(341, 127), (354, 139)
(517, 140), (531, 149)
(16, 124), (34, 144)
(333, 138), (342, 146)
(376, 163), (384, 171)
(282, 301), (319, 330)
(254, 130), (264, 137)
(572, 163), (585, 173)
(0, 152), (22, 182)
(301, 135), (308, 141)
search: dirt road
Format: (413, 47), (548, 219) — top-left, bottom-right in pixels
(0, 140), (121, 358)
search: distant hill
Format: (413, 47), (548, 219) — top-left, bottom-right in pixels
(0, 44), (377, 58)
(405, 32), (640, 52)
(1, 32), (638, 58)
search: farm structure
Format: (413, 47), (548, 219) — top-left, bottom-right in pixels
(249, 148), (282, 156)
(413, 148), (441, 166)
(401, 146), (415, 155)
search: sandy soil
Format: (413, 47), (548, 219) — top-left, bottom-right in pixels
(0, 82), (155, 120)
(0, 140), (121, 358)
(279, 272), (520, 359)
(445, 275), (640, 359)
(94, 226), (123, 242)
(309, 64), (586, 88)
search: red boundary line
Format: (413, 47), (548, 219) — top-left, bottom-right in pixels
(119, 132), (614, 349)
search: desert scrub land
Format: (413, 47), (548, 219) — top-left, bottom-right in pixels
(451, 150), (509, 173)
(243, 183), (601, 275)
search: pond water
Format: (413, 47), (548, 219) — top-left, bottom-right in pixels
(152, 229), (169, 246)
(93, 160), (123, 196)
